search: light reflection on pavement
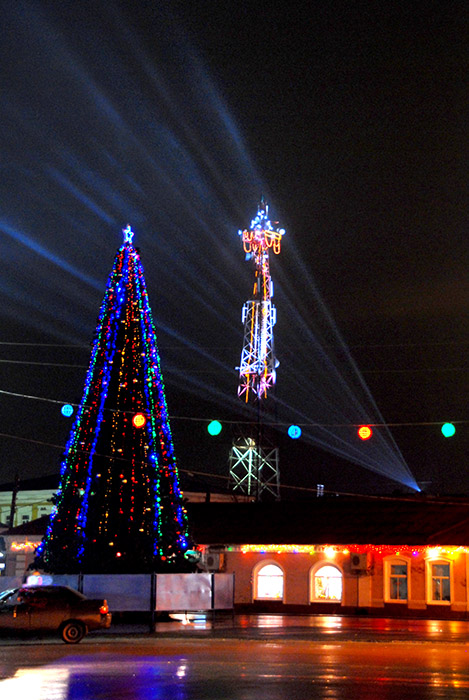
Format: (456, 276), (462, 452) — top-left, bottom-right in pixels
(3, 616), (469, 698)
(1, 656), (298, 700)
(0, 658), (188, 700)
(2, 645), (469, 699)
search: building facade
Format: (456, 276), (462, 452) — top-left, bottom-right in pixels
(0, 490), (53, 528)
(3, 496), (469, 620)
(0, 474), (248, 529)
(190, 497), (469, 619)
(210, 544), (469, 617)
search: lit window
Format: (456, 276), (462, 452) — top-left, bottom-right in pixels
(254, 563), (284, 600)
(427, 561), (451, 603)
(311, 565), (342, 602)
(384, 558), (409, 602)
(390, 564), (407, 599)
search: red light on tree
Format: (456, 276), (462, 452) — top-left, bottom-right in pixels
(358, 425), (372, 440)
(132, 413), (147, 429)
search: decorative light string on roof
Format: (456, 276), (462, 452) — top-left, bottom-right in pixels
(234, 544), (469, 557)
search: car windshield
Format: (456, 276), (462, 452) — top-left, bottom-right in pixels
(0, 589), (20, 605)
(22, 586), (86, 602)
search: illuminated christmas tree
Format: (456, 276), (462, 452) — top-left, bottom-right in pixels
(35, 226), (193, 574)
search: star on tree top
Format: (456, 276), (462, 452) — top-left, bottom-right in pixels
(122, 224), (134, 244)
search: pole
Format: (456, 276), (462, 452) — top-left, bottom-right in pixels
(8, 473), (20, 529)
(256, 397), (261, 502)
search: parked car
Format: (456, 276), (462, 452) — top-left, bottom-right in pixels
(0, 585), (111, 643)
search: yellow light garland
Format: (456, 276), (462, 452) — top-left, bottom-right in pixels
(11, 541), (38, 552)
(233, 544), (469, 556)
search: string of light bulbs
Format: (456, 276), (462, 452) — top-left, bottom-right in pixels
(0, 387), (465, 428)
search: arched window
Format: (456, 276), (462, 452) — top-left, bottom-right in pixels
(254, 563), (284, 600)
(311, 564), (343, 602)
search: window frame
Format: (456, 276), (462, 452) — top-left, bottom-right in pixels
(252, 560), (285, 602)
(310, 562), (343, 603)
(383, 556), (410, 604)
(425, 558), (452, 605)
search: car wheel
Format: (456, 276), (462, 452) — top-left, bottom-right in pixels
(60, 620), (86, 644)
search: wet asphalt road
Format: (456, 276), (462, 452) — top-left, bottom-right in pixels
(1, 615), (469, 698)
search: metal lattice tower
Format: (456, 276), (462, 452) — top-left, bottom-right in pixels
(237, 201), (285, 401)
(229, 437), (280, 500)
(229, 200), (285, 500)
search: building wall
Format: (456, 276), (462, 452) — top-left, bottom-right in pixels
(0, 535), (41, 578)
(4, 536), (469, 620)
(225, 550), (361, 607)
(0, 488), (238, 527)
(220, 546), (469, 618)
(0, 490), (53, 527)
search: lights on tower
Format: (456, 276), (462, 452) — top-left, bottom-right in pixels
(239, 203), (286, 257)
(358, 425), (373, 441)
(237, 202), (285, 403)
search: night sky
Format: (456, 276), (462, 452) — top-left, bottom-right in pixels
(0, 1), (468, 496)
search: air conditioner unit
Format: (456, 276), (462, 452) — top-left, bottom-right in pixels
(350, 553), (367, 572)
(200, 552), (225, 571)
